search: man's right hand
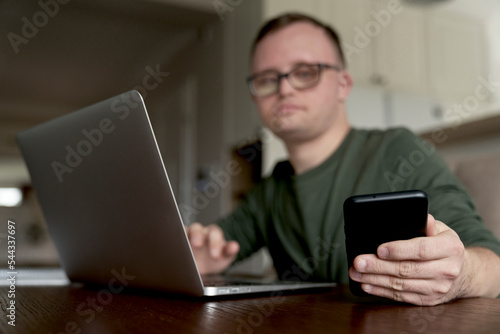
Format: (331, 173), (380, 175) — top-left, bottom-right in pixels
(185, 222), (240, 275)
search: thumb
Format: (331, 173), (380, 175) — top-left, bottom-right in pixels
(426, 214), (450, 237)
(426, 214), (437, 237)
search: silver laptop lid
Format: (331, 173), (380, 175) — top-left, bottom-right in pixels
(17, 90), (205, 296)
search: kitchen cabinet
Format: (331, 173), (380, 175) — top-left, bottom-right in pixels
(372, 2), (427, 94)
(390, 93), (445, 133)
(316, 0), (373, 86)
(427, 12), (488, 102)
(345, 86), (388, 129)
(262, 0), (319, 20)
(327, 0), (427, 94)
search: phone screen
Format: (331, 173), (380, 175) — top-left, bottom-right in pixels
(343, 190), (428, 296)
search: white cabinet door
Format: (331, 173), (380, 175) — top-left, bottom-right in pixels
(427, 13), (487, 101)
(346, 86), (387, 129)
(390, 93), (445, 133)
(262, 0), (319, 21)
(319, 0), (427, 94)
(373, 3), (428, 94)
(317, 0), (373, 86)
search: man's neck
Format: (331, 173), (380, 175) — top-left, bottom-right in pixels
(286, 112), (350, 175)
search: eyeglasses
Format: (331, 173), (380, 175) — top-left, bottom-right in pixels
(247, 63), (343, 97)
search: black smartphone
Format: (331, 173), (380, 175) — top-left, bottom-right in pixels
(343, 190), (428, 296)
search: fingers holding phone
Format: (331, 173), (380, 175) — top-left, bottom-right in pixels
(347, 210), (468, 306)
(343, 190), (428, 297)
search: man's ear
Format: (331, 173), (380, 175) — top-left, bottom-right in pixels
(337, 70), (353, 102)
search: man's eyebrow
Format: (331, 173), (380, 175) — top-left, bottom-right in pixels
(252, 62), (322, 75)
(250, 68), (280, 76)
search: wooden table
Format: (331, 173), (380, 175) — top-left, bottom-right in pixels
(1, 283), (500, 334)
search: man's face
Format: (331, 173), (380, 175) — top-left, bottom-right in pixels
(251, 22), (352, 143)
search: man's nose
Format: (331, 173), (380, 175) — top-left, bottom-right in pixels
(277, 76), (295, 96)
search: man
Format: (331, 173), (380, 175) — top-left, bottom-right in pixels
(186, 13), (500, 306)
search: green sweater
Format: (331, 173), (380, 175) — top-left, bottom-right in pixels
(218, 128), (500, 284)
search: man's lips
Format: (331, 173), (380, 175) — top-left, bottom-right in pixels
(273, 104), (304, 116)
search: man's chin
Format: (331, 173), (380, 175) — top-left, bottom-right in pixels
(267, 117), (298, 135)
(268, 126), (307, 143)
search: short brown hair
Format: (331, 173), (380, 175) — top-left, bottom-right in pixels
(251, 13), (345, 67)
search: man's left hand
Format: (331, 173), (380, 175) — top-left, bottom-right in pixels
(349, 214), (470, 306)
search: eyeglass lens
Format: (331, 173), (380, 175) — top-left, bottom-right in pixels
(251, 64), (321, 97)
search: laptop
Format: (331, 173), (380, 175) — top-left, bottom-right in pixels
(17, 90), (336, 297)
